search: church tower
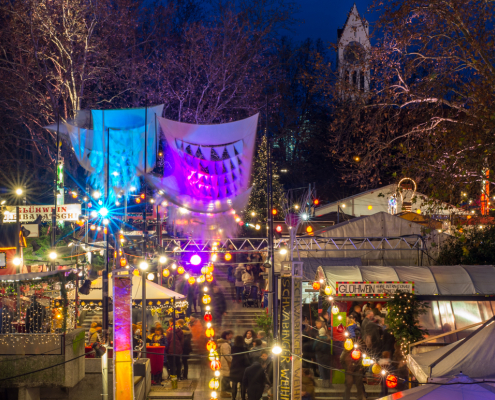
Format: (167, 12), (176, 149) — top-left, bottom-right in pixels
(337, 4), (370, 95)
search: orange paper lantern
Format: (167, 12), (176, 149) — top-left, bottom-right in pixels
(202, 294), (211, 304)
(188, 276), (196, 284)
(351, 349), (361, 360)
(386, 375), (398, 389)
(312, 281), (321, 290)
(210, 360), (221, 371)
(206, 327), (215, 338)
(163, 269), (170, 277)
(178, 266), (185, 274)
(224, 253), (232, 261)
(206, 341), (217, 351)
(206, 274), (214, 282)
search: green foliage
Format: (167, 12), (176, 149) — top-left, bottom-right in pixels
(255, 312), (273, 339)
(437, 226), (495, 265)
(245, 136), (284, 223)
(386, 290), (429, 355)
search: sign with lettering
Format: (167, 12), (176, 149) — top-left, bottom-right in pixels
(292, 278), (302, 400)
(279, 276), (292, 400)
(335, 281), (414, 297)
(2, 204), (81, 223)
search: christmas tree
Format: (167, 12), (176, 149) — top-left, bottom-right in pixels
(244, 136), (284, 223)
(386, 290), (429, 355)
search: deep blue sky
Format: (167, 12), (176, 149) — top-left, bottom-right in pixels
(290, 0), (374, 44)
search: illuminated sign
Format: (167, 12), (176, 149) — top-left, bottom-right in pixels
(2, 204), (81, 223)
(336, 281), (414, 297)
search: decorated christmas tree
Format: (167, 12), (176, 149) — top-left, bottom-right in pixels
(244, 136), (284, 223)
(386, 290), (429, 355)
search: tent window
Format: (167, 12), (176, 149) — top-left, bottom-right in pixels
(451, 301), (482, 340)
(438, 301), (457, 343)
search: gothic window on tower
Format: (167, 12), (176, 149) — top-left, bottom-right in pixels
(360, 71), (365, 91)
(352, 71), (357, 88)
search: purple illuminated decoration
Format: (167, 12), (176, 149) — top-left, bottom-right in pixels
(146, 114), (258, 239)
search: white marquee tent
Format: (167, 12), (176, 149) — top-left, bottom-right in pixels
(70, 274), (184, 302)
(378, 374), (495, 400)
(407, 319), (495, 383)
(317, 264), (495, 296)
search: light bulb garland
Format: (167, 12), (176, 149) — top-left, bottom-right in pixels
(386, 290), (429, 355)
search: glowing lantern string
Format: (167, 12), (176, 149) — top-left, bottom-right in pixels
(324, 286), (333, 295)
(204, 313), (212, 322)
(372, 363), (381, 375)
(351, 349), (361, 360)
(178, 266), (185, 274)
(312, 281), (320, 290)
(163, 269), (170, 277)
(344, 338), (354, 351)
(206, 328), (215, 338)
(202, 295), (211, 304)
(209, 379), (220, 390)
(210, 360), (221, 371)
(331, 305), (340, 315)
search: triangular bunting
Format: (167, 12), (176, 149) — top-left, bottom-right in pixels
(233, 140), (243, 155)
(221, 147), (229, 160)
(210, 148), (221, 161)
(175, 139), (183, 150)
(226, 144), (235, 158)
(202, 147), (212, 161)
(190, 144), (199, 158)
(195, 147), (204, 160)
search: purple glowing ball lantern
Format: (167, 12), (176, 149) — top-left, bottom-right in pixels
(190, 254), (202, 266)
(285, 213), (299, 228)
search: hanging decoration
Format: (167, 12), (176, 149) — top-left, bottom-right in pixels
(45, 105), (164, 201)
(145, 114), (258, 239)
(386, 374), (398, 389)
(372, 363), (382, 375)
(324, 286), (333, 296)
(331, 305), (340, 315)
(344, 338), (354, 351)
(351, 349), (361, 360)
(312, 281), (321, 290)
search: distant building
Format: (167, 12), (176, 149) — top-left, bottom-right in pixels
(337, 4), (370, 95)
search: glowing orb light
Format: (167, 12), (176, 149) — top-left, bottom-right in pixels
(178, 266), (185, 274)
(99, 207), (109, 217)
(224, 253), (232, 261)
(386, 375), (398, 389)
(344, 338), (354, 351)
(351, 349), (361, 360)
(162, 269), (170, 277)
(332, 305), (340, 315)
(202, 294), (211, 304)
(324, 286), (333, 295)
(209, 379), (220, 390)
(206, 340), (216, 351)
(188, 276), (196, 284)
(312, 281), (320, 290)
(190, 255), (201, 265)
(210, 360), (221, 371)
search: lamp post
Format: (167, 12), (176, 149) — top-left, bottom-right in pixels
(139, 261), (149, 347)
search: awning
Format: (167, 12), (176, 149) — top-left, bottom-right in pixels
(407, 319), (495, 382)
(0, 268), (73, 281)
(319, 265), (495, 296)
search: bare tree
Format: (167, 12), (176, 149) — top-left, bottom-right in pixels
(328, 0), (495, 203)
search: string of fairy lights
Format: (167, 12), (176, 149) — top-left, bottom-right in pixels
(311, 277), (399, 390)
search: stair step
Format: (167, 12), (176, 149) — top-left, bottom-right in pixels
(148, 391), (194, 399)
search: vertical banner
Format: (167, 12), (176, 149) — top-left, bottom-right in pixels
(113, 271), (134, 400)
(280, 277), (292, 400)
(292, 278), (302, 400)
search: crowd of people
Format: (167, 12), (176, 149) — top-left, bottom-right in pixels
(217, 329), (275, 400)
(301, 301), (407, 399)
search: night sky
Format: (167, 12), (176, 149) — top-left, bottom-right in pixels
(291, 0), (375, 43)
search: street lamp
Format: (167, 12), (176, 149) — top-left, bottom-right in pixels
(139, 261), (149, 270)
(159, 256), (167, 264)
(49, 251), (58, 260)
(15, 188), (23, 196)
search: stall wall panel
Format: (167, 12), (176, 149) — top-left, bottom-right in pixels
(451, 301), (482, 339)
(438, 301), (457, 343)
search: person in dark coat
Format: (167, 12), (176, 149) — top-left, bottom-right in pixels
(313, 328), (332, 383)
(212, 286), (227, 328)
(166, 320), (184, 379)
(230, 336), (250, 400)
(242, 361), (266, 400)
(340, 348), (366, 400)
(178, 319), (192, 379)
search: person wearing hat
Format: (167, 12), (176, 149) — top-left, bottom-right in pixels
(313, 323), (331, 387)
(89, 322), (103, 344)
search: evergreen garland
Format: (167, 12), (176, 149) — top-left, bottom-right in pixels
(386, 290), (429, 355)
(245, 136), (284, 223)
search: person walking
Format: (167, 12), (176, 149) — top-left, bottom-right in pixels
(166, 319), (184, 380)
(340, 348), (366, 400)
(212, 285), (227, 328)
(313, 327), (332, 387)
(230, 336), (250, 400)
(178, 319), (192, 380)
(301, 369), (315, 400)
(249, 339), (263, 364)
(242, 265), (255, 287)
(242, 359), (266, 400)
(218, 330), (234, 398)
(259, 350), (273, 387)
(150, 327), (168, 383)
(234, 264), (246, 303)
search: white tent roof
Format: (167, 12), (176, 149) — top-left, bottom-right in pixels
(378, 374), (495, 400)
(320, 264), (495, 296)
(71, 275), (184, 301)
(407, 320), (495, 383)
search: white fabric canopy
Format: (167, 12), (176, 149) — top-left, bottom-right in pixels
(320, 264), (495, 296)
(407, 320), (495, 383)
(378, 374), (495, 400)
(70, 274), (184, 301)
